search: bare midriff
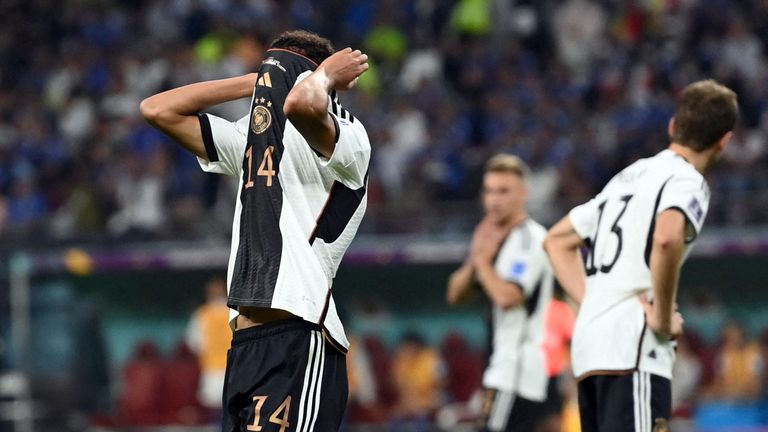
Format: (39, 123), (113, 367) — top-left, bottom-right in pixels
(235, 306), (296, 330)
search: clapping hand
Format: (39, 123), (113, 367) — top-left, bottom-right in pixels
(470, 217), (508, 267)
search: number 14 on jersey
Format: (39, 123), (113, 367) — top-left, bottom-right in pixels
(245, 145), (276, 188)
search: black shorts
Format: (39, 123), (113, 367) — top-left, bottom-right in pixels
(577, 371), (671, 432)
(542, 376), (563, 417)
(478, 381), (557, 432)
(223, 318), (348, 432)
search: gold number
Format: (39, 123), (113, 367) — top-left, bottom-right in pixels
(245, 147), (255, 188)
(246, 396), (267, 431)
(246, 395), (292, 431)
(245, 145), (276, 189)
(257, 146), (276, 187)
(269, 395), (291, 432)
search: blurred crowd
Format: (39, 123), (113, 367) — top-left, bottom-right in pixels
(2, 0), (768, 241)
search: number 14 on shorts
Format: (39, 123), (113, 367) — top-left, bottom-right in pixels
(247, 395), (291, 432)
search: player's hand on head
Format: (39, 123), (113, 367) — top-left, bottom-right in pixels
(319, 47), (369, 90)
(639, 294), (684, 342)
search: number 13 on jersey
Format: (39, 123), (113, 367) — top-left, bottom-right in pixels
(245, 145), (276, 188)
(585, 194), (633, 276)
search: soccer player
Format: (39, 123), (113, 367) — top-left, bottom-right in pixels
(543, 80), (737, 431)
(185, 275), (230, 421)
(140, 30), (370, 431)
(447, 154), (555, 432)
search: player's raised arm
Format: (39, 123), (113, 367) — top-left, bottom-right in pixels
(446, 259), (476, 305)
(140, 73), (258, 159)
(284, 48), (368, 158)
(471, 218), (525, 309)
(473, 260), (525, 309)
(543, 215), (587, 304)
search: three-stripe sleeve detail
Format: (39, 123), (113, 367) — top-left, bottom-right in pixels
(329, 100), (355, 123)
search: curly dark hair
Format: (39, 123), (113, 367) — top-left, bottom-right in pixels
(269, 30), (334, 65)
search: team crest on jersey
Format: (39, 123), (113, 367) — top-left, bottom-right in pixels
(251, 105), (272, 134)
(652, 417), (670, 431)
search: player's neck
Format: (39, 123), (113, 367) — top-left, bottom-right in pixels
(668, 143), (710, 174)
(497, 212), (528, 231)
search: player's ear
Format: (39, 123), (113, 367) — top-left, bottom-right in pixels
(667, 118), (675, 139)
(716, 130), (733, 153)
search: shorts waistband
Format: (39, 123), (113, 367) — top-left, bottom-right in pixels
(231, 318), (321, 347)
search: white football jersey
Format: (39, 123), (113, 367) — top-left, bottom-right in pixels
(568, 149), (709, 379)
(197, 65), (370, 351)
(483, 218), (554, 401)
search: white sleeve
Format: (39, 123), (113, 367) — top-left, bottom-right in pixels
(657, 174), (709, 242)
(196, 113), (249, 177)
(568, 196), (603, 241)
(316, 103), (371, 189)
(503, 253), (547, 297)
(496, 230), (548, 296)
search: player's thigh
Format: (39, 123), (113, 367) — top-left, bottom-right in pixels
(541, 377), (564, 418)
(577, 376), (600, 432)
(647, 373), (671, 431)
(595, 374), (635, 431)
(478, 388), (515, 432)
(505, 395), (546, 432)
(534, 378), (565, 432)
(223, 320), (347, 432)
(603, 372), (671, 432)
(305, 345), (348, 431)
(597, 372), (671, 432)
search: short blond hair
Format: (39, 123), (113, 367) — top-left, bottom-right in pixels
(485, 154), (530, 180)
